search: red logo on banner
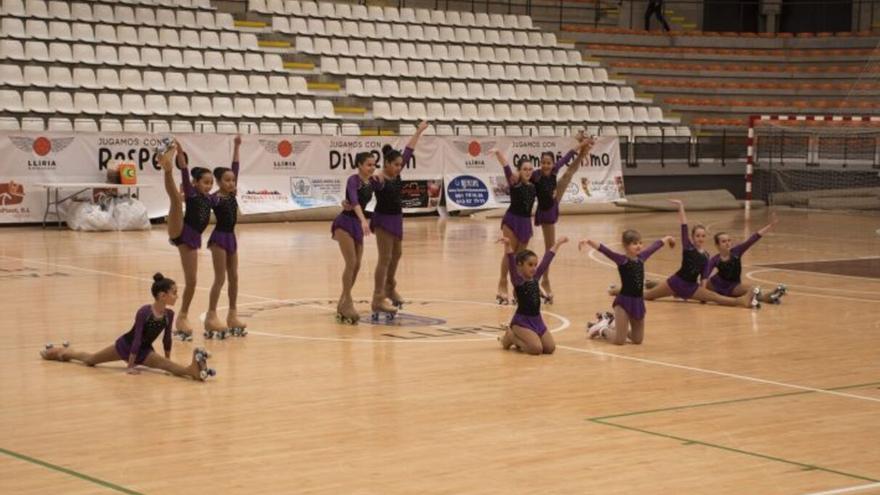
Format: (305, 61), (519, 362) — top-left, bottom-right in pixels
(0, 181), (25, 205)
(467, 141), (481, 157)
(33, 137), (52, 156)
(277, 140), (293, 158)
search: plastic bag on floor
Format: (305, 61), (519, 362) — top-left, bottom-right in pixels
(111, 196), (150, 231)
(63, 199), (115, 231)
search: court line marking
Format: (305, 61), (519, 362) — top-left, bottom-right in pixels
(0, 447), (142, 495)
(753, 265), (880, 283)
(556, 345), (880, 404)
(747, 269), (880, 297)
(801, 482), (880, 495)
(587, 420), (880, 483)
(212, 297), (571, 344)
(589, 381), (880, 421)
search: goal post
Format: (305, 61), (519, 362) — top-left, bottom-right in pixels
(747, 114), (880, 212)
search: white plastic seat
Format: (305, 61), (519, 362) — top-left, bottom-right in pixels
(72, 118), (97, 132)
(95, 68), (121, 90)
(145, 95), (171, 116)
(190, 96), (215, 117)
(47, 91), (74, 114)
(70, 2), (92, 21)
(208, 73), (231, 94)
(296, 99), (317, 118)
(235, 97), (258, 118)
(119, 69), (144, 90)
(123, 119), (147, 133)
(232, 74), (254, 94)
(98, 93), (123, 115)
(72, 92), (100, 115)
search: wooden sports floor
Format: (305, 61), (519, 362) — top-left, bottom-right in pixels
(2, 208), (879, 494)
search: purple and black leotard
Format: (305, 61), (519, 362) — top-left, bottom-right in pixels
(597, 240), (664, 320)
(507, 251), (556, 336)
(114, 305), (174, 365)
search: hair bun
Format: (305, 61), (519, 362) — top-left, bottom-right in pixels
(153, 272), (164, 282)
(381, 144), (394, 156)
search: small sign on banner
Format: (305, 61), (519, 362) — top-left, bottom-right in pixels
(118, 162), (137, 185)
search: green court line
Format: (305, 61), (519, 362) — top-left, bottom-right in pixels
(0, 447), (142, 495)
(591, 381), (880, 421)
(588, 419), (880, 483)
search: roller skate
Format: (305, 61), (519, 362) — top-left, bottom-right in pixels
(226, 310), (248, 337)
(495, 293), (511, 305)
(386, 284), (405, 309)
(193, 347), (216, 381)
(40, 340), (70, 360)
(749, 287), (762, 309)
(173, 314), (194, 342)
(371, 296), (398, 322)
(335, 296), (359, 325)
(768, 284), (787, 304)
(203, 312), (228, 340)
(587, 312), (614, 339)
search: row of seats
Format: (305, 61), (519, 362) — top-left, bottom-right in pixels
(610, 59), (879, 74)
(2, 18), (258, 50)
(2, 0), (214, 16)
(565, 24), (880, 38)
(0, 117), (361, 135)
(1, 65), (311, 95)
(274, 17), (556, 47)
(666, 97), (879, 109)
(586, 43), (879, 58)
(372, 101), (668, 124)
(0, 90), (338, 119)
(320, 57), (611, 84)
(295, 36), (578, 66)
(2, 2), (230, 27)
(345, 78), (637, 104)
(1, 40), (285, 72)
(638, 78), (880, 91)
(251, 0), (533, 30)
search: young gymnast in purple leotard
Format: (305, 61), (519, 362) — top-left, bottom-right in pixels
(704, 215), (786, 304)
(204, 135), (246, 338)
(580, 231), (675, 345)
(628, 199), (760, 308)
(332, 152), (384, 324)
(498, 235), (569, 355)
(532, 133), (594, 304)
(160, 141), (213, 341)
(369, 121), (429, 321)
(39, 273), (215, 380)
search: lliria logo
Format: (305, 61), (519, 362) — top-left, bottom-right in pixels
(452, 140), (496, 169)
(0, 181), (24, 206)
(259, 138), (310, 170)
(9, 136), (74, 170)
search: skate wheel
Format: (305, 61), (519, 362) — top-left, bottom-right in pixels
(45, 343), (53, 350)
(199, 370), (208, 380)
(240, 329), (247, 336)
(208, 368), (216, 377)
(203, 331), (211, 339)
(62, 341), (69, 348)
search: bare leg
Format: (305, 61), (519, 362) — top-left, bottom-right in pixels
(42, 344), (120, 366)
(333, 229), (360, 319)
(385, 235), (403, 304)
(643, 281), (675, 301)
(628, 317), (645, 345)
(540, 223), (555, 297)
(142, 351), (202, 380)
(510, 325), (543, 355)
(554, 160), (581, 204)
(163, 163), (183, 240)
(498, 226), (521, 301)
(205, 245), (227, 332)
(726, 283), (776, 303)
(176, 246), (198, 335)
(226, 251), (246, 329)
(499, 326), (515, 350)
(373, 229), (393, 306)
(539, 330), (555, 354)
(606, 305), (631, 345)
(692, 286), (752, 307)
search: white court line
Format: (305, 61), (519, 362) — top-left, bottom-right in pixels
(800, 482), (880, 495)
(555, 344), (880, 404)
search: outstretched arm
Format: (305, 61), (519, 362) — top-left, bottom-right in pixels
(535, 237), (567, 279)
(174, 140), (196, 198)
(491, 148), (519, 186)
(638, 237), (672, 261)
(231, 134), (241, 178)
(499, 237), (523, 286)
(405, 120), (429, 152)
(581, 238), (626, 265)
